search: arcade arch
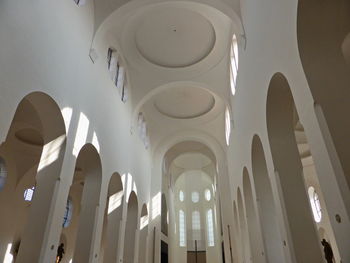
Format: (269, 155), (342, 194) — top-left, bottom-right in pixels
(124, 191), (139, 263)
(0, 92), (66, 263)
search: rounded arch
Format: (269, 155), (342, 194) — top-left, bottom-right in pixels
(251, 135), (284, 262)
(124, 191), (139, 263)
(0, 91), (67, 263)
(102, 172), (124, 263)
(266, 73), (323, 263)
(138, 203), (149, 263)
(297, 0), (350, 189)
(242, 167), (266, 263)
(72, 143), (103, 263)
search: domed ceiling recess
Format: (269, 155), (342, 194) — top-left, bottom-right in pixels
(173, 153), (212, 170)
(120, 1), (230, 75)
(135, 7), (216, 68)
(154, 86), (215, 119)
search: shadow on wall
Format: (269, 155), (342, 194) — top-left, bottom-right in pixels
(297, 0), (350, 188)
(0, 92), (67, 263)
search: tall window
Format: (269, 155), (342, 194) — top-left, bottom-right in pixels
(63, 198), (73, 228)
(179, 210), (186, 247)
(0, 158), (7, 191)
(191, 192), (199, 203)
(179, 190), (185, 202)
(308, 186), (322, 223)
(204, 189), (211, 201)
(206, 209), (214, 247)
(230, 34), (239, 95)
(107, 48), (128, 103)
(138, 112), (150, 149)
(225, 107), (231, 146)
(192, 211), (201, 241)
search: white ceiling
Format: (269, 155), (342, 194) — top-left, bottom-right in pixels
(173, 152), (212, 169)
(153, 86), (215, 119)
(135, 7), (216, 68)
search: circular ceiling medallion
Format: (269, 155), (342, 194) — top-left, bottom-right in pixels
(135, 7), (216, 68)
(15, 128), (44, 146)
(154, 86), (215, 119)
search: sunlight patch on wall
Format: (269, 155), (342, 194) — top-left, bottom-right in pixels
(3, 243), (13, 263)
(152, 192), (161, 220)
(140, 214), (149, 230)
(62, 107), (73, 134)
(73, 113), (89, 157)
(38, 135), (65, 171)
(126, 173), (133, 202)
(92, 132), (100, 153)
(108, 191), (123, 215)
(121, 174), (126, 190)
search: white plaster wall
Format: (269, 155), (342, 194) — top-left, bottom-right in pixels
(0, 0), (152, 261)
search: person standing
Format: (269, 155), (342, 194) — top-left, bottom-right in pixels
(321, 239), (334, 263)
(56, 243), (65, 263)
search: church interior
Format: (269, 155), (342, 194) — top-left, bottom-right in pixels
(0, 0), (349, 262)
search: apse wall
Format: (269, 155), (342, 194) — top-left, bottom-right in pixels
(0, 1), (152, 261)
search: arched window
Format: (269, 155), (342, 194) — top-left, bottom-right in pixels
(24, 187), (35, 202)
(206, 209), (215, 246)
(225, 107), (231, 145)
(192, 211), (201, 241)
(179, 210), (186, 247)
(191, 192), (199, 203)
(0, 158), (7, 191)
(192, 211), (201, 230)
(308, 186), (322, 223)
(230, 34), (239, 95)
(204, 189), (211, 201)
(179, 190), (185, 202)
(62, 198), (73, 228)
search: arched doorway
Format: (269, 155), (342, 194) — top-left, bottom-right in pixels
(139, 204), (149, 263)
(102, 172), (124, 263)
(242, 168), (266, 263)
(266, 73), (323, 262)
(0, 92), (66, 263)
(251, 135), (284, 262)
(124, 191), (138, 263)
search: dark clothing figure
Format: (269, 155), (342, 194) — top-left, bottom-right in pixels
(56, 243), (65, 263)
(321, 239), (334, 263)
